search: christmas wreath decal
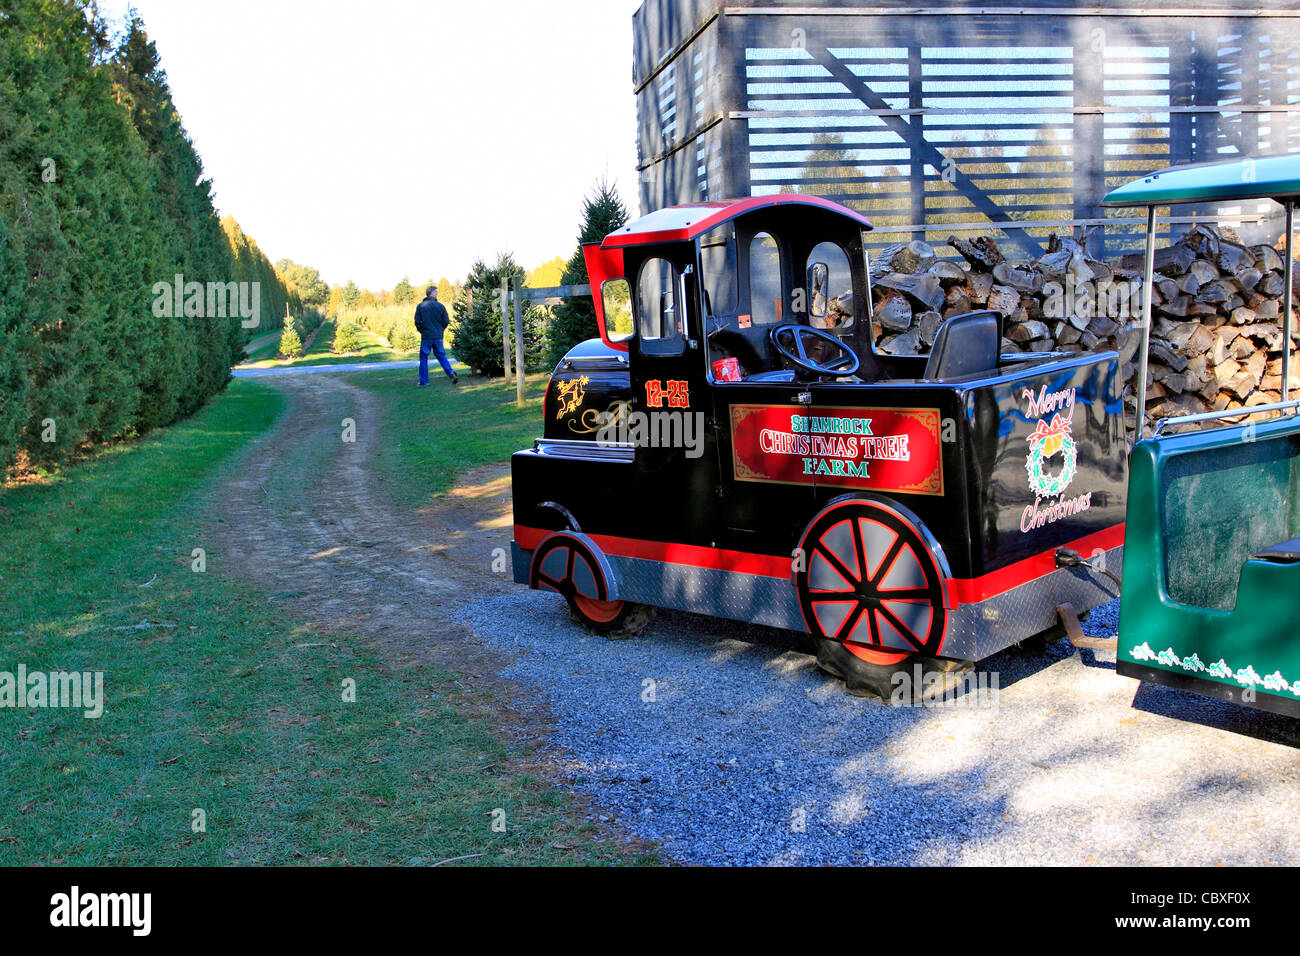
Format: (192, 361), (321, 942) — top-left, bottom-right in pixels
(1025, 413), (1077, 497)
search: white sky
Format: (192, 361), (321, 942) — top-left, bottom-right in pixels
(99, 0), (645, 289)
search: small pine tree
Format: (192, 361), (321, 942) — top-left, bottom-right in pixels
(452, 254), (548, 376)
(389, 320), (420, 352)
(278, 313), (303, 358)
(393, 277), (414, 306)
(453, 259), (508, 377)
(547, 181), (630, 366)
(332, 322), (364, 354)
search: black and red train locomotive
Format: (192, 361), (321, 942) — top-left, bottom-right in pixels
(511, 195), (1126, 696)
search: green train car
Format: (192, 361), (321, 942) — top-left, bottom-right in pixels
(1105, 154), (1300, 717)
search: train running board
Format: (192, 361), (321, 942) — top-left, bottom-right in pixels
(1056, 602), (1117, 651)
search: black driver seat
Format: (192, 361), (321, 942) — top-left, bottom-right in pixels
(923, 310), (1001, 381)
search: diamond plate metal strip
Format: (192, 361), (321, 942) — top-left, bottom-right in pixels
(945, 546), (1124, 661)
(608, 554), (806, 631)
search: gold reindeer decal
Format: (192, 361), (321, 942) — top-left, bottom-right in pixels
(555, 375), (590, 418)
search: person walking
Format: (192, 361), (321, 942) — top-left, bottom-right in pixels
(414, 285), (457, 386)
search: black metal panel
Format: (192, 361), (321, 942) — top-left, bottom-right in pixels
(960, 352), (1128, 575)
(1119, 659), (1300, 718)
(543, 341), (631, 441)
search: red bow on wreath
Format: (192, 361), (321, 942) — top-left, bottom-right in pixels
(1027, 413), (1071, 457)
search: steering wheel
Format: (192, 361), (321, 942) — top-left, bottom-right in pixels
(768, 324), (860, 378)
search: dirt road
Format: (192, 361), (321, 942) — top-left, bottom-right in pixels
(205, 372), (543, 727)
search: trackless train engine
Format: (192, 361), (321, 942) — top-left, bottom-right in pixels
(512, 195), (1126, 698)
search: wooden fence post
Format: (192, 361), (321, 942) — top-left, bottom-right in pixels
(500, 276), (511, 379)
(513, 278), (526, 408)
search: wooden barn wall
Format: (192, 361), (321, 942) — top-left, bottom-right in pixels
(632, 0), (1300, 255)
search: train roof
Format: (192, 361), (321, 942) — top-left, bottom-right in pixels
(1102, 154), (1300, 207)
(600, 194), (873, 249)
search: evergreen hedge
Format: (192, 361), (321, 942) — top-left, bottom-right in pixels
(0, 2), (297, 472)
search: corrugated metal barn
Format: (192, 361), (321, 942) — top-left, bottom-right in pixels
(632, 0), (1300, 254)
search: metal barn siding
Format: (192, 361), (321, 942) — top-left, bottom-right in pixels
(631, 1), (1300, 255)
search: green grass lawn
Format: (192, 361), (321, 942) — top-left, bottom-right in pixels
(239, 321), (415, 370)
(0, 378), (647, 866)
(351, 369), (547, 508)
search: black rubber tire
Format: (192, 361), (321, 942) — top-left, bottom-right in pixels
(814, 638), (972, 703)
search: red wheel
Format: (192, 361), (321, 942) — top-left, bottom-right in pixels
(572, 593), (625, 624)
(529, 532), (649, 636)
(796, 499), (948, 663)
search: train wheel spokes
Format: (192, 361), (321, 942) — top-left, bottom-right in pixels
(529, 532), (648, 637)
(532, 534), (608, 602)
(797, 500), (947, 664)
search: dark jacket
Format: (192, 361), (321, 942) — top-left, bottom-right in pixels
(414, 297), (449, 340)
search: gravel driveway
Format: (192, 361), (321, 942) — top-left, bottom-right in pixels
(211, 371), (1299, 866)
(466, 591), (1300, 866)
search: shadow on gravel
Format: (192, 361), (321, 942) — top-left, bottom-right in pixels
(975, 637), (1082, 690)
(466, 588), (1300, 866)
(1062, 599), (1300, 748)
(467, 592), (1020, 865)
(1129, 682), (1300, 748)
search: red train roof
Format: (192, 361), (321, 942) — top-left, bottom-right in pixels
(601, 194), (873, 249)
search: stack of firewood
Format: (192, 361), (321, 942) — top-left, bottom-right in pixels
(870, 225), (1299, 424)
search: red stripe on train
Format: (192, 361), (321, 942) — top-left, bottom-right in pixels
(948, 523), (1126, 605)
(514, 522), (1126, 606)
(514, 526), (791, 578)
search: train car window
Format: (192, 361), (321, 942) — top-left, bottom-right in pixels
(749, 233), (782, 326)
(601, 279), (634, 342)
(807, 241), (854, 333)
(699, 224), (739, 319)
(635, 256), (685, 356)
(861, 234), (876, 324)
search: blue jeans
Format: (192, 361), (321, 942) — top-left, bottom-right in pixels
(419, 336), (454, 384)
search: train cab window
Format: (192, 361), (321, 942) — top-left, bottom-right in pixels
(699, 224), (739, 320)
(749, 233), (783, 326)
(807, 241), (854, 333)
(601, 279), (634, 342)
(635, 256), (685, 356)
